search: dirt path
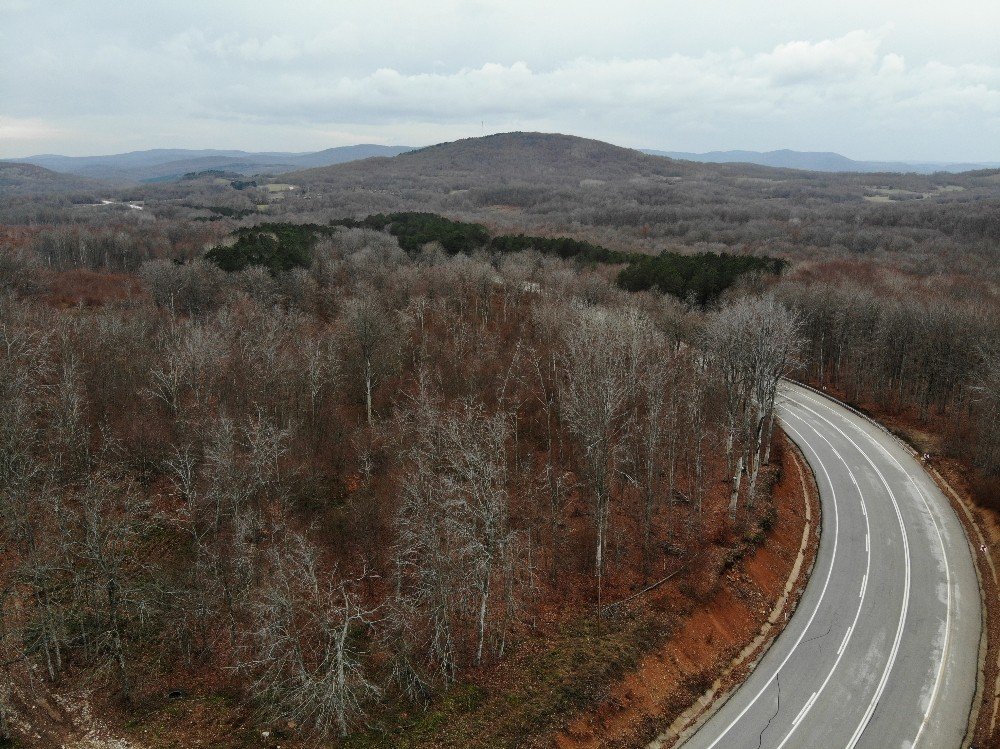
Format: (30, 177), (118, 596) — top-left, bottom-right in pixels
(6, 664), (143, 749)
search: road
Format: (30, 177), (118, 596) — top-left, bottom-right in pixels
(678, 381), (981, 749)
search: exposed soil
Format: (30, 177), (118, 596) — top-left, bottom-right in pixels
(551, 431), (819, 749)
(3, 435), (817, 749)
(3, 664), (143, 749)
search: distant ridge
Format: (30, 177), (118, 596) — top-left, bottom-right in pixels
(10, 144), (415, 184)
(643, 148), (1000, 174)
(285, 131), (698, 187)
(0, 161), (105, 194)
(11, 138), (996, 184)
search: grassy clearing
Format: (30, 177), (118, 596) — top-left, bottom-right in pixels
(342, 612), (670, 749)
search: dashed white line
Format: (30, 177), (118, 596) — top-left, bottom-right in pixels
(838, 626), (854, 655)
(797, 390), (955, 748)
(698, 415), (847, 749)
(787, 395), (913, 749)
(793, 692), (819, 726)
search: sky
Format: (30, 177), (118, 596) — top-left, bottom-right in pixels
(2, 0), (999, 161)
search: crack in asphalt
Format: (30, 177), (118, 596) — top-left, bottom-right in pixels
(800, 623), (833, 647)
(757, 672), (780, 749)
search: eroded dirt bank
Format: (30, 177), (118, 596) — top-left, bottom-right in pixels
(552, 431), (819, 749)
(3, 433), (818, 749)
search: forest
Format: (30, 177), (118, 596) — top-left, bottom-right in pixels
(202, 213), (787, 306)
(0, 131), (998, 748)
(0, 225), (797, 746)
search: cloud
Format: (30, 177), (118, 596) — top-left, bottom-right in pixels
(197, 30), (1000, 136)
(752, 30), (882, 85)
(0, 116), (68, 145)
(3, 3), (1000, 160)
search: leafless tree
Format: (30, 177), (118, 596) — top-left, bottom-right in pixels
(438, 404), (520, 663)
(559, 304), (648, 606)
(244, 533), (379, 738)
(341, 294), (400, 425)
(706, 296), (800, 517)
(63, 472), (153, 700)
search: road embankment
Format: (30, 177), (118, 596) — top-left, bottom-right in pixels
(553, 430), (820, 749)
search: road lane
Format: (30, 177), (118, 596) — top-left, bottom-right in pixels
(675, 382), (979, 749)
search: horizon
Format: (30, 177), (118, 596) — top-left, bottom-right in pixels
(3, 1), (1000, 162)
(6, 133), (998, 167)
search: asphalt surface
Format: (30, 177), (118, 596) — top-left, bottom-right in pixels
(677, 381), (981, 749)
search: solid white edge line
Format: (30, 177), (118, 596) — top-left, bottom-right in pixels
(772, 411), (872, 749)
(786, 393), (913, 749)
(797, 389), (955, 748)
(696, 412), (846, 749)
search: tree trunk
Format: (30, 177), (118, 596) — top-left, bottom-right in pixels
(476, 568), (491, 664)
(364, 357), (373, 425)
(729, 454), (744, 518)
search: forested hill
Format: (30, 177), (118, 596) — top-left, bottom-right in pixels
(0, 162), (105, 195)
(284, 131), (699, 187)
(263, 132), (1000, 281)
(283, 131), (1000, 188)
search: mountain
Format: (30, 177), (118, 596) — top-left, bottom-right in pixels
(285, 132), (699, 188)
(11, 145), (415, 184)
(0, 162), (105, 195)
(643, 148), (1000, 174)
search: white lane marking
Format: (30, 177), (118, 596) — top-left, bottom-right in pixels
(786, 394), (912, 749)
(793, 692), (819, 726)
(698, 413), (847, 749)
(796, 389), (955, 748)
(866, 533), (870, 553)
(908, 484), (953, 747)
(838, 626), (854, 655)
(771, 413), (871, 749)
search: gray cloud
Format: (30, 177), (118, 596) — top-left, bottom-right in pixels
(2, 1), (999, 160)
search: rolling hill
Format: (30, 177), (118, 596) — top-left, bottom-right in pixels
(284, 131), (700, 188)
(0, 161), (105, 195)
(11, 144), (415, 184)
(644, 148), (1000, 174)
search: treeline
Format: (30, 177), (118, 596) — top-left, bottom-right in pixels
(619, 252), (788, 305)
(775, 265), (1000, 507)
(206, 222), (319, 273)
(0, 228), (793, 743)
(203, 213), (784, 305)
(333, 212), (490, 253)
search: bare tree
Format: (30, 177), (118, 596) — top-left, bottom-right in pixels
(438, 404), (520, 663)
(341, 294), (400, 425)
(706, 296), (800, 517)
(559, 305), (648, 606)
(244, 533), (379, 738)
(150, 318), (223, 418)
(62, 473), (153, 700)
(632, 354), (672, 573)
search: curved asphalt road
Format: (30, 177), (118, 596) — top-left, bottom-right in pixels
(678, 381), (980, 749)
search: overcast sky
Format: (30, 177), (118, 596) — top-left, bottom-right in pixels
(2, 0), (999, 160)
